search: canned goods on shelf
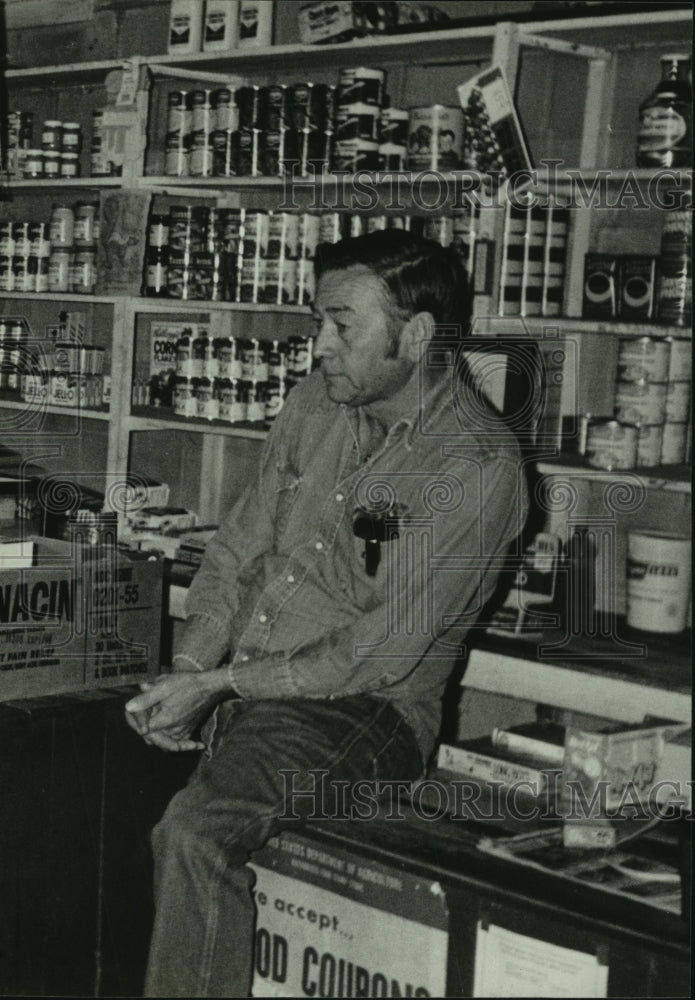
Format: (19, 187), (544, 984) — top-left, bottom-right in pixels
(145, 248), (169, 297)
(333, 139), (379, 172)
(636, 424), (664, 467)
(585, 418), (638, 471)
(337, 67), (385, 108)
(74, 203), (98, 247)
(665, 337), (692, 382)
(665, 379), (692, 422)
(23, 149), (44, 178)
(616, 335), (670, 383)
(378, 143), (407, 170)
(28, 255), (49, 292)
(242, 339), (269, 380)
(60, 153), (81, 178)
(47, 248), (72, 292)
(194, 376), (217, 420)
(70, 248), (97, 294)
(173, 375), (196, 418)
(265, 258), (297, 304)
(296, 259), (316, 305)
(41, 120), (62, 151)
(379, 108), (409, 145)
(660, 422), (688, 464)
(43, 152), (61, 178)
(335, 103), (379, 142)
(12, 223), (30, 257)
(407, 105), (464, 171)
(61, 123), (82, 153)
(49, 205), (75, 248)
(613, 379), (668, 425)
(213, 89), (237, 131)
(246, 379), (266, 422)
(267, 212), (299, 260)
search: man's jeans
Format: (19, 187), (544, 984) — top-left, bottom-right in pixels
(145, 695), (423, 998)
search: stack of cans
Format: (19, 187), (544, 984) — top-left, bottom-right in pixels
(165, 88), (239, 178)
(21, 119), (83, 180)
(602, 333), (691, 468)
(5, 110), (34, 176)
(169, 331), (314, 425)
(0, 319), (29, 394)
(334, 67), (384, 173)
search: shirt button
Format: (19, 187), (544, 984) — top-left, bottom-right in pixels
(287, 574), (295, 583)
(315, 541), (324, 551)
(335, 493), (344, 502)
(259, 613), (268, 623)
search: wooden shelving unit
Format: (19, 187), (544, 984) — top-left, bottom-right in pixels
(0, 7), (691, 520)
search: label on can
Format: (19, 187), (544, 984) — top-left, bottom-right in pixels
(617, 336), (670, 383)
(660, 422), (688, 464)
(265, 258), (297, 305)
(333, 139), (379, 172)
(267, 212), (299, 260)
(335, 103), (379, 142)
(585, 419), (638, 470)
(637, 424), (664, 467)
(48, 249), (71, 292)
(379, 108), (410, 145)
(337, 67), (385, 107)
(407, 105), (464, 171)
(665, 379), (692, 422)
(614, 381), (668, 425)
(296, 259), (316, 305)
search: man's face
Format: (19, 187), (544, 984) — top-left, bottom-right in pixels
(312, 266), (414, 407)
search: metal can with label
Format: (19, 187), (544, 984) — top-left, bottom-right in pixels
(215, 336), (242, 379)
(379, 108), (410, 145)
(165, 134), (189, 177)
(407, 105), (464, 171)
(167, 252), (192, 299)
(240, 211), (268, 258)
(242, 338), (269, 381)
(617, 335), (670, 383)
(335, 103), (379, 142)
(665, 379), (692, 422)
(191, 90), (214, 133)
(23, 149), (44, 179)
(28, 222), (51, 258)
(173, 375), (194, 417)
(60, 152), (80, 178)
(267, 212), (299, 260)
(265, 258), (297, 304)
(49, 205), (75, 247)
(73, 203), (98, 247)
(298, 213), (320, 259)
(28, 255), (49, 293)
(296, 258), (315, 305)
(238, 255), (266, 303)
(585, 418), (638, 470)
(0, 256), (14, 292)
(11, 255), (31, 293)
(636, 424), (664, 467)
(377, 143), (407, 170)
(236, 86), (267, 130)
(167, 90), (191, 139)
(318, 212), (343, 244)
(48, 247), (72, 292)
(338, 67), (385, 108)
(12, 222), (31, 257)
(70, 248), (97, 294)
(291, 82), (332, 131)
(0, 223), (15, 257)
(194, 375), (216, 420)
(660, 422), (688, 464)
(665, 337), (692, 382)
(613, 379), (668, 425)
(265, 84), (292, 131)
(246, 379), (266, 422)
(213, 89), (238, 131)
(332, 138), (379, 172)
(212, 128), (238, 176)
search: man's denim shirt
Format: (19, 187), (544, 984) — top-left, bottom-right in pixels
(175, 367), (528, 765)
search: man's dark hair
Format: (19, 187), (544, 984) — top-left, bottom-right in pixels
(314, 230), (471, 336)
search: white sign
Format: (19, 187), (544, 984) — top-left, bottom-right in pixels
(250, 833), (449, 998)
(473, 921), (608, 998)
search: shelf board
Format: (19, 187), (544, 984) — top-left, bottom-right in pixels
(1, 177), (123, 190)
(5, 57), (125, 85)
(147, 25), (497, 76)
(132, 298), (310, 315)
(0, 291), (119, 305)
(536, 457), (691, 494)
(0, 397), (110, 420)
(473, 316), (691, 339)
(129, 410), (268, 439)
(4, 7), (689, 85)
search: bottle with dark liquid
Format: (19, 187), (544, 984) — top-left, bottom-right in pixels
(636, 53), (692, 168)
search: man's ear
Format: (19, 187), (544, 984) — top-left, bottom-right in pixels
(400, 312), (435, 363)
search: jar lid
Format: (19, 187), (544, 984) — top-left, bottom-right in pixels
(43, 151), (61, 158)
(60, 152), (80, 159)
(43, 119), (63, 127)
(62, 122), (81, 129)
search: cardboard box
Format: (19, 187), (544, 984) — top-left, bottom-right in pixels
(0, 537), (162, 701)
